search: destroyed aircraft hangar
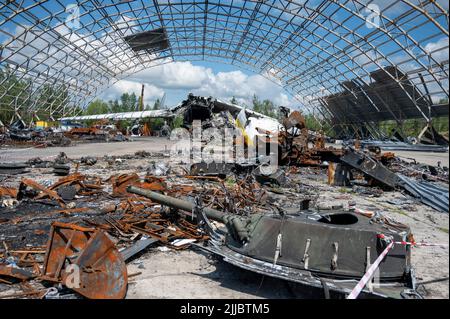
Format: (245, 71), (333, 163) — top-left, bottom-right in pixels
(0, 0), (448, 130)
(0, 0), (449, 301)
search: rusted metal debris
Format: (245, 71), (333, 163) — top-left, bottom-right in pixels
(18, 178), (66, 207)
(339, 149), (401, 188)
(0, 149), (440, 300)
(0, 106), (447, 300)
(41, 222), (128, 299)
(335, 148), (449, 212)
(48, 172), (104, 197)
(0, 119), (132, 150)
(0, 169), (214, 298)
(64, 122), (129, 143)
(101, 206), (208, 249)
(327, 162), (352, 186)
(0, 187), (18, 198)
(127, 186), (417, 299)
(110, 173), (166, 197)
(279, 111), (343, 166)
(0, 264), (35, 281)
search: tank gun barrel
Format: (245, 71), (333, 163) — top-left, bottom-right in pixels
(126, 186), (249, 242)
(126, 186), (226, 221)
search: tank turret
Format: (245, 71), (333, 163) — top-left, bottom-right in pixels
(127, 186), (412, 281)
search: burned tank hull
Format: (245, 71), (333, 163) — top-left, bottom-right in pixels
(202, 211), (416, 299)
(126, 186), (417, 298)
(200, 239), (416, 299)
(226, 212), (411, 281)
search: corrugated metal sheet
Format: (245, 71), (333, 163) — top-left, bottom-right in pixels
(398, 175), (449, 213)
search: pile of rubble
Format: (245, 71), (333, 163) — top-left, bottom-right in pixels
(64, 120), (129, 143)
(0, 119), (129, 149)
(0, 120), (72, 148)
(0, 149), (446, 299)
(0, 95), (448, 300)
(176, 95), (448, 213)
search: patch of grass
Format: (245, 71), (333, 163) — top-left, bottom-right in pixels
(268, 186), (283, 194)
(391, 207), (409, 216)
(438, 227), (449, 234)
(338, 187), (351, 193)
(225, 177), (235, 186)
(365, 198), (410, 217)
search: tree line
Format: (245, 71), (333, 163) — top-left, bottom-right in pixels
(85, 92), (162, 115)
(0, 67), (69, 124)
(1, 64), (447, 138)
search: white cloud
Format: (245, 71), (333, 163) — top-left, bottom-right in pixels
(424, 37), (449, 63)
(100, 80), (164, 107)
(105, 61), (299, 108)
(3, 5), (447, 114)
(3, 23), (298, 109)
(129, 62), (214, 90)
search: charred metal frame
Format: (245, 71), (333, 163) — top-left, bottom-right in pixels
(0, 0), (448, 129)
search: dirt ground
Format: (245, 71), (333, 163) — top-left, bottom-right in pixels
(0, 137), (173, 162)
(393, 150), (449, 167)
(2, 137), (449, 167)
(0, 138), (448, 299)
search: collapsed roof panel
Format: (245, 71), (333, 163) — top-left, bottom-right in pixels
(124, 28), (171, 53)
(324, 66), (449, 126)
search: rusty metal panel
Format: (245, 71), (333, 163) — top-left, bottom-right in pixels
(41, 222), (128, 299)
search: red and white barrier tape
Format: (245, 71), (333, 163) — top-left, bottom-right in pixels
(347, 241), (394, 299)
(377, 234), (448, 247)
(394, 241), (447, 247)
(348, 234), (447, 299)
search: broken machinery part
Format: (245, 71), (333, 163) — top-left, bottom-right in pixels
(40, 222), (128, 299)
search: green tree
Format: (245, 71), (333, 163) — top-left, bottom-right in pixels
(35, 83), (68, 120)
(109, 99), (121, 113)
(149, 99), (164, 130)
(230, 96), (238, 104)
(433, 116), (449, 134)
(171, 116), (183, 129)
(153, 98), (161, 110)
(0, 67), (32, 124)
(252, 94), (277, 118)
(120, 92), (138, 112)
(304, 114), (322, 131)
(85, 99), (109, 115)
(252, 94), (261, 113)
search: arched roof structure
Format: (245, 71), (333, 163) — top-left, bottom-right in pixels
(0, 0), (448, 131)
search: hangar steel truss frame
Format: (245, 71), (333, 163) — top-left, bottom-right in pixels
(0, 0), (448, 129)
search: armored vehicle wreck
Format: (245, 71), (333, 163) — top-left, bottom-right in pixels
(127, 186), (418, 299)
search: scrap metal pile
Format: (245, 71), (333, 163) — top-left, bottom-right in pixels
(0, 120), (72, 148)
(0, 95), (448, 299)
(0, 154), (320, 297)
(0, 119), (128, 149)
(0, 154), (418, 299)
(177, 95), (448, 213)
(64, 120), (129, 143)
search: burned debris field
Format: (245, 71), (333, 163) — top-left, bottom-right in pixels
(0, 0), (449, 302)
(0, 95), (448, 300)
